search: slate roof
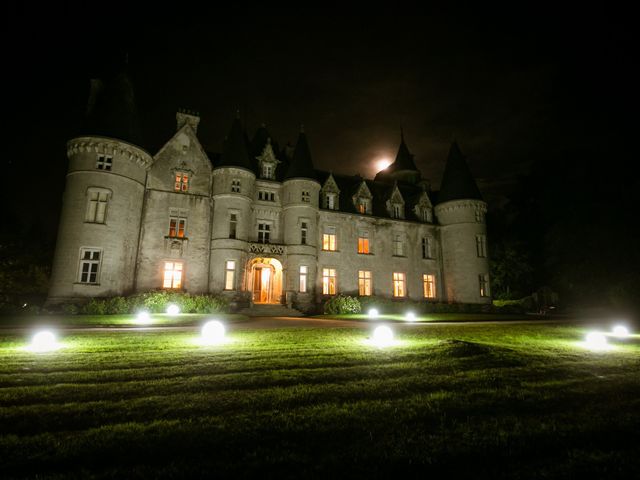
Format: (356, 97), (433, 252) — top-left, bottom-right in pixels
(217, 118), (253, 170)
(284, 131), (316, 180)
(438, 141), (482, 203)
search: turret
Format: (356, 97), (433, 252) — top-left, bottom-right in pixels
(434, 142), (490, 304)
(374, 129), (421, 185)
(47, 71), (152, 304)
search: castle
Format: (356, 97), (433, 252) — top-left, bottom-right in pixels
(47, 72), (490, 312)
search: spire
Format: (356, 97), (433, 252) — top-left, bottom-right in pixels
(217, 117), (252, 170)
(284, 129), (316, 180)
(390, 129), (418, 171)
(437, 141), (482, 203)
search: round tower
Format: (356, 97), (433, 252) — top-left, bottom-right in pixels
(434, 142), (490, 304)
(282, 128), (320, 311)
(47, 72), (152, 304)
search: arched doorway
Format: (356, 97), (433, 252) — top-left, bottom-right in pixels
(248, 258), (283, 304)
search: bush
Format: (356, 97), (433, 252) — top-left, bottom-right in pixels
(323, 295), (361, 315)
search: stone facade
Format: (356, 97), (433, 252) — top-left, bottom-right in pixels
(47, 110), (491, 311)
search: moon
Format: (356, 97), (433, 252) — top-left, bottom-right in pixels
(376, 158), (392, 171)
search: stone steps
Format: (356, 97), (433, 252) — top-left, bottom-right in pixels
(238, 304), (304, 317)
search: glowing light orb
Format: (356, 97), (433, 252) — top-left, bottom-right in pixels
(166, 304), (180, 315)
(405, 311), (416, 322)
(135, 311), (152, 325)
(372, 325), (394, 346)
(30, 330), (60, 352)
(376, 159), (392, 171)
(612, 325), (630, 338)
(585, 331), (608, 351)
(201, 320), (226, 345)
(368, 308), (379, 319)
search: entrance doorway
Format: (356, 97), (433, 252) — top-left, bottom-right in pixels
(248, 258), (283, 304)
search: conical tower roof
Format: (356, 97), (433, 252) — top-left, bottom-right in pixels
(386, 130), (418, 173)
(218, 117), (253, 170)
(284, 128), (316, 180)
(438, 141), (482, 203)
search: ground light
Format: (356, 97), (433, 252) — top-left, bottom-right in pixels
(584, 331), (609, 351)
(166, 304), (180, 315)
(200, 320), (226, 345)
(135, 311), (152, 325)
(368, 308), (379, 319)
(369, 325), (395, 347)
(405, 311), (416, 322)
(28, 330), (61, 352)
(612, 325), (630, 338)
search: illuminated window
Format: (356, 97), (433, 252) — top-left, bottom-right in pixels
(78, 248), (101, 284)
(224, 260), (236, 290)
(357, 203), (366, 214)
(392, 272), (406, 297)
(85, 188), (110, 223)
(168, 217), (186, 238)
(299, 265), (308, 293)
(357, 231), (370, 254)
(322, 268), (337, 295)
(231, 179), (241, 193)
(476, 235), (487, 258)
(422, 237), (433, 259)
(356, 197), (371, 214)
(393, 234), (404, 256)
(174, 172), (189, 192)
(229, 213), (237, 239)
(302, 191), (310, 203)
(423, 274), (436, 299)
(358, 270), (372, 296)
(322, 226), (337, 251)
(96, 154), (112, 171)
(163, 261), (183, 289)
(479, 274), (490, 297)
(258, 223), (270, 243)
(301, 221), (308, 245)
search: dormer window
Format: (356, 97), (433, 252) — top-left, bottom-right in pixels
(262, 164), (273, 179)
(326, 193), (337, 210)
(420, 208), (432, 222)
(256, 138), (280, 180)
(175, 172), (189, 192)
(392, 204), (403, 219)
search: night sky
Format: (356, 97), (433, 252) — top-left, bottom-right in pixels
(4, 6), (635, 243)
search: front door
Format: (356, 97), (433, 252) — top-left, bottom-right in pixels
(252, 266), (272, 303)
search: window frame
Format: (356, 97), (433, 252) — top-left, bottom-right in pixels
(357, 230), (370, 254)
(358, 270), (372, 296)
(77, 247), (102, 284)
(174, 171), (189, 192)
(163, 261), (184, 289)
(299, 265), (308, 293)
(423, 274), (436, 299)
(85, 188), (110, 224)
(257, 222), (271, 244)
(168, 216), (187, 238)
(322, 226), (337, 251)
(392, 272), (406, 297)
(96, 154), (113, 171)
(224, 260), (236, 290)
(322, 267), (337, 295)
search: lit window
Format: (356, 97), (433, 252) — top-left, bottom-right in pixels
(322, 268), (337, 295)
(356, 197), (370, 214)
(78, 248), (101, 284)
(175, 172), (189, 192)
(392, 272), (406, 297)
(169, 217), (186, 238)
(258, 223), (270, 243)
(357, 203), (366, 214)
(357, 231), (370, 254)
(225, 260), (236, 290)
(302, 191), (310, 203)
(393, 234), (404, 256)
(423, 274), (436, 298)
(476, 235), (487, 258)
(358, 270), (372, 296)
(301, 221), (308, 245)
(231, 179), (241, 193)
(229, 213), (237, 239)
(322, 226), (337, 251)
(85, 189), (109, 223)
(299, 265), (308, 293)
(163, 261), (183, 289)
(422, 237), (433, 259)
(96, 154), (112, 171)
(479, 274), (490, 297)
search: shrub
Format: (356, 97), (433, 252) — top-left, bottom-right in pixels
(323, 295), (361, 315)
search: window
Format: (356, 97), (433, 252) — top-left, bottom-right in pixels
(357, 231), (370, 254)
(169, 217), (186, 238)
(96, 154), (112, 171)
(263, 164), (273, 179)
(174, 172), (189, 192)
(475, 210), (484, 223)
(229, 213), (237, 239)
(85, 189), (109, 223)
(299, 265), (308, 293)
(479, 274), (490, 297)
(326, 193), (337, 210)
(231, 179), (241, 193)
(392, 272), (406, 297)
(420, 207), (432, 222)
(301, 221), (308, 245)
(322, 226), (337, 251)
(258, 223), (270, 243)
(301, 191), (310, 203)
(163, 261), (183, 289)
(358, 270), (372, 296)
(393, 234), (404, 256)
(422, 237), (433, 259)
(78, 248), (101, 284)
(476, 235), (487, 258)
(224, 260), (236, 290)
(423, 274), (436, 299)
(357, 203), (366, 214)
(258, 191), (275, 201)
(322, 268), (337, 295)
(356, 198), (370, 214)
(392, 204), (402, 219)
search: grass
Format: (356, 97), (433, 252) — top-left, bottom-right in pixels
(0, 321), (639, 478)
(315, 312), (543, 322)
(0, 313), (249, 328)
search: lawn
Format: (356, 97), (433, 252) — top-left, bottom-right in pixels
(0, 313), (248, 328)
(314, 312), (544, 322)
(0, 321), (639, 478)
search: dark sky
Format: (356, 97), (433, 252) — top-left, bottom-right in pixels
(4, 5), (635, 241)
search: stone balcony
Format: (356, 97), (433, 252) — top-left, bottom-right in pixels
(249, 242), (286, 255)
